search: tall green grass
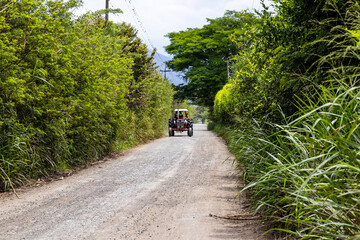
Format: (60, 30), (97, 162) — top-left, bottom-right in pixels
(209, 2), (360, 238)
(220, 84), (360, 238)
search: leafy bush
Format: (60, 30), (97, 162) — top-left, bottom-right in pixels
(210, 0), (360, 238)
(0, 0), (173, 191)
(214, 83), (235, 122)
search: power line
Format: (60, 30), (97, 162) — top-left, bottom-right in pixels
(110, 1), (115, 9)
(105, 0), (168, 72)
(126, 1), (156, 49)
(123, 0), (164, 63)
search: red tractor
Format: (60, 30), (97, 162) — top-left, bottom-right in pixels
(168, 109), (193, 137)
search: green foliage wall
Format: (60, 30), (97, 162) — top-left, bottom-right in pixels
(0, 0), (173, 191)
(211, 0), (360, 238)
(214, 0), (360, 124)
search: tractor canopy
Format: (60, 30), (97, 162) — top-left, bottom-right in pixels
(173, 109), (189, 119)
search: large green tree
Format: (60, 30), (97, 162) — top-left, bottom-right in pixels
(165, 10), (257, 108)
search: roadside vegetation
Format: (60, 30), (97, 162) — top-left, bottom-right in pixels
(167, 0), (360, 238)
(0, 0), (173, 192)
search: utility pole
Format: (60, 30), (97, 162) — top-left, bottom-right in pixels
(105, 0), (109, 25)
(160, 67), (171, 79)
(227, 60), (232, 81)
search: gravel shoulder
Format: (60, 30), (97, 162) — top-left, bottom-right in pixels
(0, 124), (272, 240)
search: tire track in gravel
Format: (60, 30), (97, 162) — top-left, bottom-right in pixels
(0, 124), (272, 240)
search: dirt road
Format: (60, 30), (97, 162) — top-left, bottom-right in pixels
(0, 124), (270, 240)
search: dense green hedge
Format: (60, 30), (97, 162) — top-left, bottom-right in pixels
(212, 0), (360, 238)
(0, 0), (173, 191)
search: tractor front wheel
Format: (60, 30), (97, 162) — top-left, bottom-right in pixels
(188, 127), (193, 137)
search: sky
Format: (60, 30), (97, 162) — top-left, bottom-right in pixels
(75, 0), (272, 56)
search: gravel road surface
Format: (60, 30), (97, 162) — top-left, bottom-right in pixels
(0, 124), (270, 240)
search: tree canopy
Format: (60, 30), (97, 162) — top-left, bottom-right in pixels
(165, 10), (257, 108)
(213, 0), (360, 122)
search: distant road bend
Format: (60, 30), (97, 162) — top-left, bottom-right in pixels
(0, 124), (270, 240)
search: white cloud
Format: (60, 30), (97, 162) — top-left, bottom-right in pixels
(76, 0), (270, 55)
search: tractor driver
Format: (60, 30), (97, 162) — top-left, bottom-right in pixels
(179, 112), (184, 119)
